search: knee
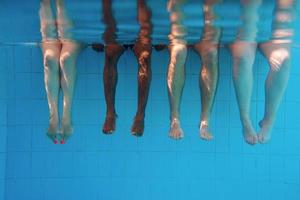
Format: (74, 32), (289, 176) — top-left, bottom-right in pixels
(138, 51), (151, 66)
(230, 41), (256, 61)
(232, 56), (253, 79)
(138, 61), (151, 79)
(59, 51), (73, 70)
(268, 48), (290, 72)
(105, 45), (124, 60)
(44, 50), (59, 70)
(170, 44), (187, 65)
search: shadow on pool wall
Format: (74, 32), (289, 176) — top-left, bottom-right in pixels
(1, 44), (300, 200)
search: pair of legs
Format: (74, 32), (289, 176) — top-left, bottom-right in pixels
(40, 0), (82, 144)
(230, 41), (291, 144)
(230, 0), (292, 144)
(167, 0), (221, 140)
(168, 42), (219, 141)
(102, 43), (152, 136)
(42, 40), (82, 144)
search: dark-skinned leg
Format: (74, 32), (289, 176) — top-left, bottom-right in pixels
(102, 44), (125, 134)
(131, 43), (152, 136)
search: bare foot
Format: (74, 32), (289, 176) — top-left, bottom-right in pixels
(169, 118), (184, 139)
(106, 44), (125, 57)
(257, 120), (272, 144)
(47, 123), (59, 144)
(61, 119), (73, 144)
(199, 121), (213, 141)
(102, 114), (117, 134)
(131, 115), (145, 137)
(242, 124), (258, 145)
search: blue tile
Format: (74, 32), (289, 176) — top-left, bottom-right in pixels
(284, 156), (300, 184)
(181, 100), (200, 126)
(0, 153), (6, 179)
(110, 152), (139, 178)
(284, 130), (300, 154)
(242, 155), (257, 181)
(215, 153), (231, 180)
(228, 154), (243, 181)
(149, 74), (168, 101)
(74, 74), (87, 99)
(73, 152), (99, 177)
(5, 152), (31, 178)
(139, 152), (177, 178)
(15, 73), (32, 99)
(285, 102), (300, 129)
(31, 73), (46, 99)
(216, 76), (232, 101)
(257, 182), (271, 200)
(14, 46), (32, 73)
(0, 78), (7, 99)
(85, 74), (102, 99)
(189, 152), (215, 180)
(268, 131), (285, 154)
(73, 99), (102, 125)
(256, 155), (270, 182)
(85, 49), (102, 74)
(29, 179), (45, 200)
(284, 184), (300, 200)
(269, 183), (285, 200)
(44, 178), (74, 200)
(269, 156), (285, 182)
(31, 100), (48, 125)
(31, 152), (46, 178)
(53, 152), (74, 177)
(215, 180), (243, 200)
(7, 125), (31, 152)
(14, 100), (32, 125)
(0, 180), (4, 200)
(0, 127), (7, 153)
(76, 50), (87, 74)
(5, 179), (32, 200)
(215, 127), (230, 153)
(0, 101), (6, 126)
(123, 50), (137, 74)
(31, 48), (43, 73)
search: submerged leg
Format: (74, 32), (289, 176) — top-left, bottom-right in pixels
(194, 41), (219, 141)
(59, 41), (82, 143)
(102, 44), (125, 134)
(230, 41), (258, 145)
(131, 43), (152, 136)
(258, 42), (291, 143)
(167, 44), (187, 139)
(41, 41), (62, 144)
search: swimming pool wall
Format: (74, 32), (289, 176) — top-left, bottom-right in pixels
(0, 44), (300, 200)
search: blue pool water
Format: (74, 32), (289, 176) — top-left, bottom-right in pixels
(0, 1), (300, 200)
